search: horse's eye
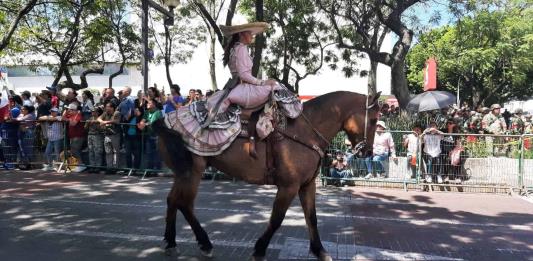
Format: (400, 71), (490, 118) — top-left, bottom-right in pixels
(370, 119), (378, 125)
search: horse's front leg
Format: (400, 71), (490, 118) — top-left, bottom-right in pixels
(164, 180), (179, 255)
(252, 185), (299, 260)
(299, 179), (332, 261)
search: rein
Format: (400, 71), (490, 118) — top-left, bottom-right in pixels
(351, 95), (377, 155)
(277, 95), (377, 158)
(275, 113), (330, 158)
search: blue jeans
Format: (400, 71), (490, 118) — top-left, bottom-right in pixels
(347, 154), (367, 174)
(124, 135), (141, 169)
(423, 153), (441, 176)
(19, 129), (35, 163)
(329, 168), (351, 179)
(144, 136), (161, 170)
(45, 139), (63, 164)
(1, 129), (18, 164)
(365, 154), (388, 174)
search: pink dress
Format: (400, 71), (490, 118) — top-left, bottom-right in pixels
(207, 42), (281, 113)
(164, 43), (300, 156)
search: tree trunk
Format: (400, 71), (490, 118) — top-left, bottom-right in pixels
(209, 32), (217, 90)
(164, 25), (173, 88)
(390, 59), (411, 108)
(109, 61), (125, 89)
(52, 62), (68, 87)
(251, 0), (264, 77)
(368, 60), (378, 96)
(59, 66), (104, 91)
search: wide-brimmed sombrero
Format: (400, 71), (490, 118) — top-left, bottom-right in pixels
(219, 22), (269, 37)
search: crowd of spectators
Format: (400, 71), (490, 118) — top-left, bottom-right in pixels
(324, 102), (533, 186)
(380, 102), (533, 136)
(0, 84), (210, 173)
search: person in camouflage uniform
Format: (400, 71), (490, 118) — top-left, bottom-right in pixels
(509, 108), (525, 135)
(85, 107), (104, 173)
(480, 107), (490, 116)
(482, 104), (507, 156)
(466, 111), (483, 133)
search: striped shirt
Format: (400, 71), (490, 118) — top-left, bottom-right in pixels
(45, 116), (64, 141)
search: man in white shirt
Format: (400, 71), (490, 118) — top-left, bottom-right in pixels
(422, 122), (444, 183)
(365, 121), (397, 179)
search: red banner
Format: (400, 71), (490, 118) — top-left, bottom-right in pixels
(423, 58), (437, 91)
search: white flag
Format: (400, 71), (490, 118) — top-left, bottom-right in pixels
(0, 86), (9, 108)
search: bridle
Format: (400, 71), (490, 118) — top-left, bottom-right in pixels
(352, 95), (377, 155)
(279, 95), (377, 158)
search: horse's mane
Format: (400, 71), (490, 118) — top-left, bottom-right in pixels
(303, 91), (366, 114)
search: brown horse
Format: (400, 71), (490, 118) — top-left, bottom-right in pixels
(155, 91), (381, 261)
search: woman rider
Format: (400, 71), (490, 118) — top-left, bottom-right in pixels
(207, 22), (282, 114)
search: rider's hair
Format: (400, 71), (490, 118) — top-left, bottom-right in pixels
(223, 34), (240, 67)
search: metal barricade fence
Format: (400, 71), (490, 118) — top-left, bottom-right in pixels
(320, 131), (532, 193)
(76, 121), (170, 179)
(3, 119), (530, 193)
(0, 119), (170, 179)
(521, 134), (533, 194)
(320, 131), (417, 190)
(0, 119), (65, 170)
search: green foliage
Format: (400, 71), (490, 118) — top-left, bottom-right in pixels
(406, 5), (533, 108)
(463, 140), (492, 158)
(240, 0), (341, 93)
(4, 0), (108, 67)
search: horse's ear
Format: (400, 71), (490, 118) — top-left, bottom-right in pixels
(370, 91), (381, 106)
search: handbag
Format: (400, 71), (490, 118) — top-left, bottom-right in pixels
(449, 145), (464, 166)
(410, 155), (417, 166)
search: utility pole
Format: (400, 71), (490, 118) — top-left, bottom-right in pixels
(141, 0), (179, 93)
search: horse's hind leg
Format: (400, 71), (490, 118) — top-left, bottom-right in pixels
(165, 158), (213, 256)
(298, 179), (332, 261)
(252, 186), (299, 260)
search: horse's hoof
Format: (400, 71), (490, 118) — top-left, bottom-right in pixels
(164, 247), (179, 256)
(200, 248), (213, 258)
(251, 256), (266, 261)
(318, 252), (332, 261)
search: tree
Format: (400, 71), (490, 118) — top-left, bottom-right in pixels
(406, 6), (533, 108)
(149, 7), (205, 89)
(9, 0), (108, 90)
(189, 0), (229, 90)
(319, 0), (425, 107)
(101, 0), (140, 89)
(0, 0), (38, 53)
(239, 0), (343, 93)
(317, 0), (390, 96)
(191, 0), (239, 89)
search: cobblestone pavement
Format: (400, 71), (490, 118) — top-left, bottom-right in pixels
(0, 170), (532, 261)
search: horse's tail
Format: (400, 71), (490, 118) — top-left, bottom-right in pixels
(152, 119), (193, 176)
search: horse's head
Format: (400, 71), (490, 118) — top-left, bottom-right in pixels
(342, 92), (381, 156)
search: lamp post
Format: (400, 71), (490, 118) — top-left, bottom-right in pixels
(141, 0), (179, 93)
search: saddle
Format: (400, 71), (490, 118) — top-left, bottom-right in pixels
(238, 103), (282, 184)
(238, 106), (262, 157)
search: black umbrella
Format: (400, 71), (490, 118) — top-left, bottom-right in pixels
(406, 91), (456, 112)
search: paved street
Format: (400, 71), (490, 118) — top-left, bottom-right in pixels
(0, 170), (532, 261)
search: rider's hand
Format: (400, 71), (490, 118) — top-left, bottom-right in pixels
(264, 79), (277, 86)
